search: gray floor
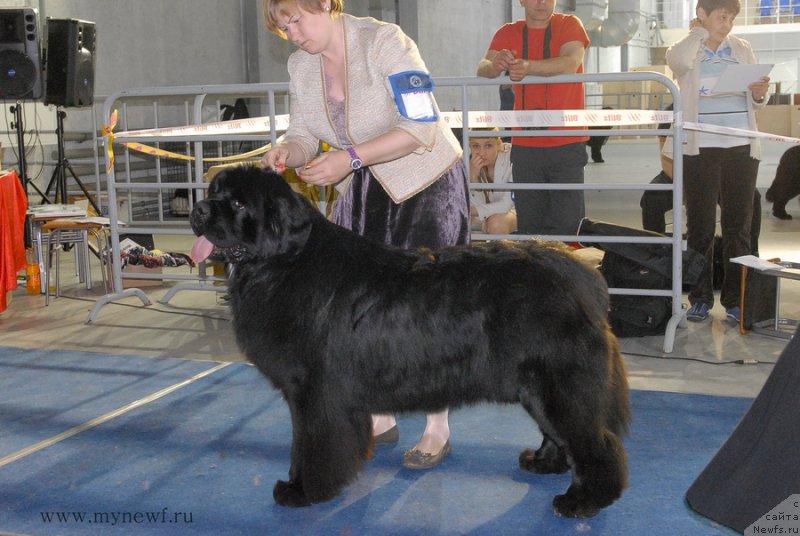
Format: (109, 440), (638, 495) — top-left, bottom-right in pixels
(1, 138), (798, 401)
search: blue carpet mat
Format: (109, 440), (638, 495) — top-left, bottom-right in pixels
(0, 346), (747, 535)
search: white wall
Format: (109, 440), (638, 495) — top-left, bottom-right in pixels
(3, 0), (797, 190)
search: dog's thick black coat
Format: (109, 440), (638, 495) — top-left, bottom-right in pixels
(190, 166), (631, 519)
(766, 145), (800, 219)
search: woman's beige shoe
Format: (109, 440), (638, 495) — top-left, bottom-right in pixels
(402, 441), (451, 469)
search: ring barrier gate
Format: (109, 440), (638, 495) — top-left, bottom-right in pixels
(88, 72), (689, 351)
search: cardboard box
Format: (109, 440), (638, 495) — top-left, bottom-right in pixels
(602, 81), (645, 110)
(757, 104), (792, 137)
(117, 237), (163, 288)
(630, 65), (673, 83)
(791, 105), (800, 138)
(602, 79), (668, 112)
(121, 263), (163, 288)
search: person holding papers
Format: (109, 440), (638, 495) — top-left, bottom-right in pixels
(666, 0), (770, 323)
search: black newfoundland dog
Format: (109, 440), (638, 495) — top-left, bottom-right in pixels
(766, 145), (800, 220)
(190, 166), (631, 519)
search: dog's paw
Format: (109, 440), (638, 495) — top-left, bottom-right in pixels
(273, 479), (311, 507)
(519, 447), (569, 474)
(553, 492), (600, 519)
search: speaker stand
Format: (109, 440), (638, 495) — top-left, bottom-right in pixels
(43, 108), (100, 215)
(10, 102), (48, 200)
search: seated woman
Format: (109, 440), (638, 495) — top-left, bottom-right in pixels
(468, 128), (517, 235)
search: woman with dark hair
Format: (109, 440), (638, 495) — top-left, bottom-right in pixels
(666, 0), (770, 323)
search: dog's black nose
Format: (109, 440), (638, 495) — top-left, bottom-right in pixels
(189, 202), (211, 235)
(193, 203), (209, 217)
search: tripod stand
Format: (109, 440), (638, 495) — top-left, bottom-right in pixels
(44, 108), (100, 215)
(10, 102), (48, 200)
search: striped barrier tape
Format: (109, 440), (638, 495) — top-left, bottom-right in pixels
(683, 121), (800, 145)
(101, 109), (800, 169)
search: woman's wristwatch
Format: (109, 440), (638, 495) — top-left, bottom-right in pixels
(347, 147), (363, 170)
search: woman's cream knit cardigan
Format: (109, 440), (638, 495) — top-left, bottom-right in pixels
(665, 26), (768, 159)
(278, 14), (461, 203)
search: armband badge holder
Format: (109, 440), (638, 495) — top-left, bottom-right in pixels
(388, 71), (438, 122)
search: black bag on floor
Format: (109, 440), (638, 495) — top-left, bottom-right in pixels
(599, 251), (671, 337)
(578, 218), (705, 338)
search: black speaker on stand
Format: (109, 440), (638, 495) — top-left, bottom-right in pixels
(44, 18), (95, 107)
(42, 18), (99, 214)
(0, 7), (44, 195)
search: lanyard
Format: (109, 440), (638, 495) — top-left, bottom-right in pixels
(520, 22), (551, 110)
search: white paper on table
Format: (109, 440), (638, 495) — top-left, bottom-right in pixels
(711, 64), (773, 93)
(730, 255), (782, 271)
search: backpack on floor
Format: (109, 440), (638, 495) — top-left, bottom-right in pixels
(599, 251), (672, 337)
(578, 218), (705, 338)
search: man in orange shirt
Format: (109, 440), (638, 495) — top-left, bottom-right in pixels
(478, 0), (590, 236)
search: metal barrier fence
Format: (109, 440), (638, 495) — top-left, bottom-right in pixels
(87, 72), (687, 353)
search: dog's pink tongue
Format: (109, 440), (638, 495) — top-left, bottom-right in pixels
(191, 236), (215, 263)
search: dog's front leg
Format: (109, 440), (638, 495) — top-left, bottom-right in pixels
(273, 389), (366, 507)
(273, 397), (309, 507)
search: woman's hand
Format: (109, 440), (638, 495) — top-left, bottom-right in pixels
(297, 150), (350, 186)
(748, 76), (770, 103)
(260, 145), (290, 172)
(469, 152), (488, 180)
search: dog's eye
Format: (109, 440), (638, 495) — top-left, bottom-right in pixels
(232, 200), (245, 211)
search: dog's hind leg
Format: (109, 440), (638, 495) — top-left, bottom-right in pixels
(552, 428), (628, 519)
(517, 358), (629, 517)
(517, 393), (569, 475)
(519, 435), (570, 475)
(541, 384), (628, 518)
(549, 344), (630, 518)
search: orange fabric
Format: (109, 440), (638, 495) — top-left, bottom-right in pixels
(0, 170), (28, 313)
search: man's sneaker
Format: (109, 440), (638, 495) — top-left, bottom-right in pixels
(726, 306), (741, 323)
(686, 302), (710, 322)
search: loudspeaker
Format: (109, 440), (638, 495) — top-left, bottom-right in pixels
(0, 8), (43, 100)
(44, 18), (95, 108)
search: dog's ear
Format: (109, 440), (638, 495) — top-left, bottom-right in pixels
(256, 170), (313, 259)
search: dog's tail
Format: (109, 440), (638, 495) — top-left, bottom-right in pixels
(765, 185), (775, 203)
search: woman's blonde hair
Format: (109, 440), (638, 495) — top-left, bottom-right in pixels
(263, 0), (344, 39)
(470, 127), (506, 151)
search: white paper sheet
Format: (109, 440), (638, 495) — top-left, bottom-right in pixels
(711, 64), (773, 94)
(730, 255), (782, 271)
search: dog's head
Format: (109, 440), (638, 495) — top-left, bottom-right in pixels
(190, 166), (314, 263)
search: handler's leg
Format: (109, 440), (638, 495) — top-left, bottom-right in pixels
(371, 414), (398, 444)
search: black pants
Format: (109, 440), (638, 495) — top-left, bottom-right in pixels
(684, 145), (759, 309)
(639, 171), (761, 255)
